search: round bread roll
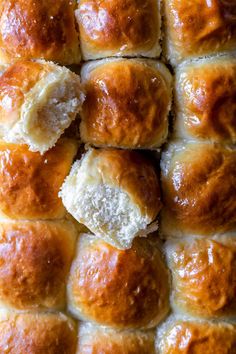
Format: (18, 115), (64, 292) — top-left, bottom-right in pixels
(0, 310), (77, 354)
(161, 142), (236, 238)
(0, 220), (77, 310)
(67, 234), (170, 329)
(60, 148), (162, 249)
(163, 0), (236, 65)
(0, 60), (84, 153)
(165, 235), (236, 319)
(75, 0), (161, 60)
(174, 55), (236, 144)
(77, 323), (156, 354)
(0, 138), (77, 220)
(157, 317), (236, 354)
(80, 59), (172, 149)
(0, 0), (80, 65)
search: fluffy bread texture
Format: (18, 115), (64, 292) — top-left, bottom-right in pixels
(0, 60), (84, 153)
(67, 234), (170, 329)
(0, 310), (77, 354)
(60, 148), (162, 249)
(165, 235), (236, 320)
(0, 220), (77, 311)
(174, 54), (236, 144)
(163, 0), (236, 65)
(157, 317), (236, 354)
(75, 0), (161, 60)
(161, 142), (236, 238)
(77, 323), (156, 354)
(0, 0), (80, 65)
(80, 58), (172, 149)
(0, 138), (77, 220)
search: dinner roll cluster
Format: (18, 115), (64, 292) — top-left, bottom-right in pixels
(0, 0), (234, 352)
(159, 1), (236, 353)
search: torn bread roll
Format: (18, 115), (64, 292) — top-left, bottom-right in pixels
(60, 148), (162, 249)
(0, 60), (84, 153)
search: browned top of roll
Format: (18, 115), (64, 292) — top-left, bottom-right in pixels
(68, 235), (169, 329)
(81, 60), (171, 149)
(159, 320), (236, 354)
(77, 0), (159, 55)
(0, 139), (77, 220)
(164, 0), (236, 64)
(166, 237), (236, 319)
(78, 324), (156, 354)
(162, 143), (236, 236)
(0, 311), (77, 354)
(0, 220), (76, 310)
(176, 57), (236, 143)
(0, 0), (80, 64)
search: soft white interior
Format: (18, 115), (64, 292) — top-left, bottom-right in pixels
(6, 71), (84, 154)
(61, 179), (150, 250)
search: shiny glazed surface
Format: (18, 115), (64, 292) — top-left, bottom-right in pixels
(77, 0), (159, 54)
(0, 139), (77, 219)
(162, 143), (236, 235)
(68, 236), (169, 329)
(81, 61), (170, 148)
(0, 0), (80, 64)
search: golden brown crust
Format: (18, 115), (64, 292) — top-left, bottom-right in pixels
(164, 0), (236, 64)
(68, 235), (170, 329)
(166, 237), (236, 318)
(78, 324), (156, 354)
(0, 220), (76, 310)
(176, 57), (236, 143)
(161, 143), (236, 236)
(76, 0), (160, 58)
(94, 149), (162, 219)
(81, 60), (171, 149)
(0, 138), (77, 220)
(0, 61), (51, 130)
(0, 311), (77, 354)
(0, 0), (80, 65)
(159, 320), (236, 354)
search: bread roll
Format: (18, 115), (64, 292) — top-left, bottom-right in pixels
(0, 310), (77, 353)
(163, 0), (236, 65)
(0, 220), (77, 310)
(0, 138), (77, 220)
(161, 142), (236, 238)
(80, 59), (172, 149)
(67, 234), (170, 329)
(174, 55), (236, 144)
(60, 148), (162, 249)
(75, 0), (161, 60)
(157, 317), (236, 354)
(165, 235), (236, 319)
(0, 0), (80, 65)
(0, 60), (84, 153)
(77, 323), (156, 354)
